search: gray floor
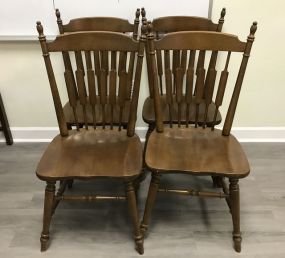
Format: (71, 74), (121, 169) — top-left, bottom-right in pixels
(0, 143), (284, 258)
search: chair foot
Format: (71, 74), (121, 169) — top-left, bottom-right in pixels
(40, 234), (49, 252)
(233, 234), (242, 252)
(135, 237), (144, 255)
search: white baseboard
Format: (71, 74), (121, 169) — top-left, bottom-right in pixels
(1, 127), (285, 143)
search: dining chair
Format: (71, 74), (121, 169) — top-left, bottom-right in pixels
(55, 8), (141, 129)
(141, 8), (227, 188)
(55, 8), (141, 189)
(141, 7), (226, 141)
(36, 21), (145, 254)
(141, 22), (257, 252)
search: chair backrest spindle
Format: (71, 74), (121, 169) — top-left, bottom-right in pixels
(147, 21), (257, 135)
(37, 22), (145, 136)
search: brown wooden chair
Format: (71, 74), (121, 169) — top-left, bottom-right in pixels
(141, 8), (227, 188)
(36, 21), (145, 254)
(55, 8), (141, 129)
(141, 8), (226, 140)
(141, 22), (257, 252)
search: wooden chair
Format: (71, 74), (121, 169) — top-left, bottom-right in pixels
(36, 21), (145, 254)
(55, 8), (141, 130)
(141, 8), (227, 188)
(141, 8), (226, 140)
(141, 22), (257, 252)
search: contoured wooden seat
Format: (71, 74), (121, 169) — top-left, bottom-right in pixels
(36, 22), (145, 254)
(37, 129), (142, 180)
(141, 22), (257, 253)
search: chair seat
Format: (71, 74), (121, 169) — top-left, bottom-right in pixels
(63, 97), (131, 126)
(142, 95), (222, 125)
(145, 127), (250, 178)
(36, 129), (142, 181)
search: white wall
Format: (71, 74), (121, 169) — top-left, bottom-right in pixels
(212, 0), (285, 127)
(0, 0), (285, 142)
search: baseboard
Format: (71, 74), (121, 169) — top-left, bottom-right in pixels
(0, 127), (285, 143)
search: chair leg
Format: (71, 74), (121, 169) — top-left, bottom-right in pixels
(212, 176), (223, 188)
(40, 181), (56, 252)
(229, 178), (242, 252)
(145, 123), (155, 143)
(67, 179), (74, 189)
(66, 123), (72, 130)
(125, 180), (144, 255)
(136, 123), (155, 187)
(140, 172), (160, 236)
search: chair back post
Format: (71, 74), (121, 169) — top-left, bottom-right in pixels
(222, 22), (257, 136)
(204, 8), (226, 99)
(147, 22), (164, 132)
(141, 7), (147, 26)
(133, 8), (140, 40)
(216, 8), (226, 32)
(55, 9), (78, 100)
(127, 25), (146, 137)
(141, 8), (154, 99)
(36, 22), (68, 136)
(55, 9), (64, 34)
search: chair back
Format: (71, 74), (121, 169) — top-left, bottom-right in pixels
(142, 8), (226, 97)
(37, 22), (145, 137)
(56, 8), (140, 38)
(55, 9), (141, 109)
(147, 22), (257, 135)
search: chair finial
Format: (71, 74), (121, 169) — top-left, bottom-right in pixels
(250, 21), (258, 36)
(141, 7), (146, 23)
(221, 8), (226, 18)
(55, 8), (62, 25)
(55, 8), (60, 19)
(248, 21), (257, 41)
(135, 8), (140, 19)
(219, 8), (226, 24)
(36, 21), (44, 36)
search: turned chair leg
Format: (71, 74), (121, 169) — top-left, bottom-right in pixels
(40, 181), (56, 252)
(140, 172), (161, 236)
(67, 179), (74, 189)
(212, 176), (223, 188)
(125, 180), (144, 255)
(145, 123), (155, 143)
(134, 123), (156, 188)
(229, 178), (242, 252)
(66, 123), (72, 130)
